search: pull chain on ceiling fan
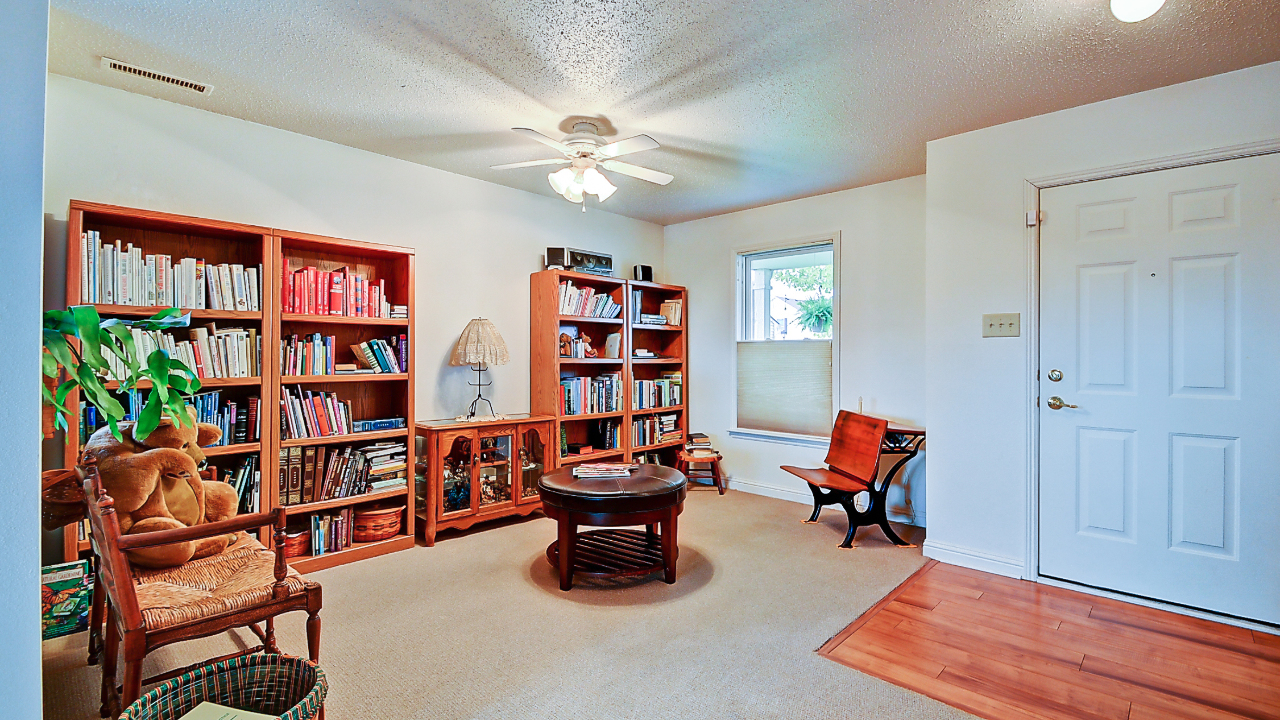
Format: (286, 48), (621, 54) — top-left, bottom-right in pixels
(491, 121), (674, 207)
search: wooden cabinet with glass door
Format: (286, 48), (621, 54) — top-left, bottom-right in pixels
(415, 415), (554, 545)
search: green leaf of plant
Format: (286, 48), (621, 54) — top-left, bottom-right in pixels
(102, 324), (137, 367)
(41, 351), (58, 378)
(134, 390), (163, 441)
(130, 310), (192, 331)
(167, 395), (192, 428)
(44, 309), (77, 335)
(106, 416), (122, 443)
(42, 330), (79, 377)
(54, 379), (78, 407)
(145, 350), (171, 404)
(71, 305), (106, 367)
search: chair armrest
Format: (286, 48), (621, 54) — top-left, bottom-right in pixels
(116, 507), (286, 551)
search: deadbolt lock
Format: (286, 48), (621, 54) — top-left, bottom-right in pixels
(1048, 369), (1063, 382)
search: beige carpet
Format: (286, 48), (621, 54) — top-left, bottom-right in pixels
(43, 487), (975, 719)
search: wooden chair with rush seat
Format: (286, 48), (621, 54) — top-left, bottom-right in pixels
(781, 410), (917, 549)
(81, 459), (323, 717)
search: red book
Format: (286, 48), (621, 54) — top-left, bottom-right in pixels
(319, 271), (330, 315)
(329, 271), (345, 315)
(311, 395), (331, 436)
(293, 270), (303, 315)
(282, 263), (294, 313)
(307, 267), (317, 315)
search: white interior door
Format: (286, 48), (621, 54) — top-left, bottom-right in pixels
(1038, 153), (1280, 624)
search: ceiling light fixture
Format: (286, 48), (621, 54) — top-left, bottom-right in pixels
(1110, 0), (1165, 22)
(548, 158), (616, 206)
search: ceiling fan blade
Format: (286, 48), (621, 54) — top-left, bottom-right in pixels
(512, 128), (573, 154)
(595, 134), (660, 159)
(599, 160), (674, 186)
(490, 158), (570, 170)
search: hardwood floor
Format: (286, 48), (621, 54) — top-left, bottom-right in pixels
(820, 560), (1280, 720)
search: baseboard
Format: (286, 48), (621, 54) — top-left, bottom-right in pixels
(725, 477), (810, 504)
(726, 477), (925, 527)
(922, 539), (1025, 579)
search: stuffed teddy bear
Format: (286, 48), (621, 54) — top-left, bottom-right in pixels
(83, 406), (240, 569)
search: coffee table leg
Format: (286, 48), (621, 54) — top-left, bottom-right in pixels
(660, 507), (678, 584)
(558, 518), (577, 591)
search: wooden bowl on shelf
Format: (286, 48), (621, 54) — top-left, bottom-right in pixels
(353, 504), (405, 543)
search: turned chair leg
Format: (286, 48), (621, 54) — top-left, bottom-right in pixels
(120, 658), (143, 716)
(711, 460), (725, 495)
(264, 617), (280, 653)
(99, 604), (119, 718)
(306, 612), (322, 663)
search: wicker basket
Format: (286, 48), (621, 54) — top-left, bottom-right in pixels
(282, 530), (311, 559)
(121, 653), (326, 720)
(352, 504), (404, 543)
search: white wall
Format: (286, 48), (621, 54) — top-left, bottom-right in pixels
(664, 176), (927, 522)
(43, 75), (665, 421)
(0, 1), (48, 716)
(924, 61), (1280, 577)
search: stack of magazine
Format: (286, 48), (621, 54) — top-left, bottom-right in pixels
(571, 463), (637, 479)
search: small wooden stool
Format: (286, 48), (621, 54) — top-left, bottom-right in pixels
(676, 451), (725, 495)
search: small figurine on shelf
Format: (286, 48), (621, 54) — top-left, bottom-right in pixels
(559, 333), (573, 358)
(581, 332), (598, 358)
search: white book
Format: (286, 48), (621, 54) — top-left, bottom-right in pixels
(79, 232), (88, 301)
(102, 245), (114, 304)
(115, 241), (124, 305)
(230, 264), (248, 311)
(219, 265), (234, 313)
(246, 267), (259, 312)
(207, 265), (223, 310)
(184, 258), (197, 308)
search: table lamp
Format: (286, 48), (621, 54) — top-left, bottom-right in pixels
(450, 318), (510, 420)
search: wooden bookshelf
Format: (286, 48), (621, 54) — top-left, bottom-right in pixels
(530, 270), (687, 469)
(274, 230), (415, 570)
(59, 201), (416, 572)
(63, 201), (276, 562)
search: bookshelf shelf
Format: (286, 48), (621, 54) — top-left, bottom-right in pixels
(556, 357), (624, 364)
(560, 448), (626, 463)
(532, 269), (687, 470)
(86, 304), (263, 321)
(560, 411), (626, 421)
(58, 201), (415, 571)
(281, 373), (408, 384)
(106, 376), (262, 390)
(281, 313), (409, 326)
(283, 485), (409, 515)
(203, 442), (262, 457)
(287, 534), (415, 573)
(631, 405), (684, 415)
(558, 315), (624, 325)
(632, 438), (686, 453)
(279, 429), (412, 449)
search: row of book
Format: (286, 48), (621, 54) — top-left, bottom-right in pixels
(280, 386), (353, 440)
(631, 290), (683, 326)
(78, 392), (144, 444)
(282, 264), (402, 319)
(212, 455), (260, 515)
(278, 442), (408, 506)
(281, 333), (336, 376)
(559, 281), (623, 318)
(562, 419), (622, 456)
(632, 413), (682, 448)
(350, 335), (408, 373)
(104, 325), (262, 382)
(79, 231), (263, 311)
(191, 391), (261, 445)
(560, 372), (623, 416)
(306, 510), (353, 557)
(633, 373), (683, 409)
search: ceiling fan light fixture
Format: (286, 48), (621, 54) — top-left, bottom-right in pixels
(548, 167), (577, 197)
(582, 167), (617, 202)
(1110, 0), (1165, 22)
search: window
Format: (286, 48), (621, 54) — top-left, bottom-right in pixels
(736, 240), (836, 438)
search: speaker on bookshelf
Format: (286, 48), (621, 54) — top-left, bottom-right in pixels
(633, 264), (653, 282)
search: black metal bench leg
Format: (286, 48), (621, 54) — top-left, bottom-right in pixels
(803, 483), (825, 523)
(870, 488), (917, 547)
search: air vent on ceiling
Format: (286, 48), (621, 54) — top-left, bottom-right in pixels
(99, 57), (213, 95)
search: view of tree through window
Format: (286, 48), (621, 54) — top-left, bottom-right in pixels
(743, 245), (834, 341)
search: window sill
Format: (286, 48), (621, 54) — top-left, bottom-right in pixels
(727, 428), (830, 449)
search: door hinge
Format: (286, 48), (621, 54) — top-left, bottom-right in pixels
(1026, 210), (1045, 227)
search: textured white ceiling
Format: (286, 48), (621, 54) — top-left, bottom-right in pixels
(48, 0), (1280, 225)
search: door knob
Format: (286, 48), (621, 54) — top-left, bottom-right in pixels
(1047, 396), (1078, 410)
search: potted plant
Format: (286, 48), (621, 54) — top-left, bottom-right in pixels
(797, 297), (834, 335)
(42, 306), (201, 443)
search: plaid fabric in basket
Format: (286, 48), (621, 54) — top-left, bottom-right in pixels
(121, 653), (326, 720)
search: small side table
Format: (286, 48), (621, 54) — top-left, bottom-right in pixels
(538, 465), (687, 590)
(676, 451), (725, 495)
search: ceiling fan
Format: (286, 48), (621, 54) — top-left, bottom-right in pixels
(491, 121), (673, 206)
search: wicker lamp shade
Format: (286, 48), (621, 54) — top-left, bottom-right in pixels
(450, 318), (510, 367)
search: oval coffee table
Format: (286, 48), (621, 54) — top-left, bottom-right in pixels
(538, 465), (687, 591)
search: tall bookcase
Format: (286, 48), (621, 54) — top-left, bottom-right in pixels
(530, 270), (687, 468)
(273, 230), (416, 573)
(61, 201), (415, 572)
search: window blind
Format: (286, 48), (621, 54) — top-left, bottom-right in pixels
(736, 340), (833, 436)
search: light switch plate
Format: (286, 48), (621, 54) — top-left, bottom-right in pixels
(983, 313), (1020, 338)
